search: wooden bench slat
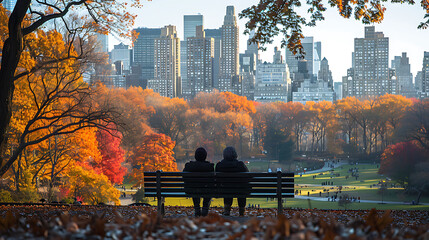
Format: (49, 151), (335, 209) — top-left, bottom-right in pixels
(144, 172), (294, 177)
(144, 188), (294, 194)
(144, 177), (294, 183)
(144, 193), (295, 198)
(143, 182), (294, 188)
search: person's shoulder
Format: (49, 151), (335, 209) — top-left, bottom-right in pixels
(183, 161), (195, 171)
(239, 161), (249, 172)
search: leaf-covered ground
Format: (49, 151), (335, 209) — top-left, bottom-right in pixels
(0, 205), (428, 239)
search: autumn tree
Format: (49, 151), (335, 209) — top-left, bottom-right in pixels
(379, 141), (428, 186)
(0, 26), (118, 177)
(65, 164), (120, 205)
(0, 0), (143, 170)
(147, 96), (189, 150)
(95, 127), (126, 185)
(191, 90), (256, 114)
(130, 133), (178, 185)
(97, 86), (155, 152)
(32, 128), (102, 201)
(399, 100), (429, 151)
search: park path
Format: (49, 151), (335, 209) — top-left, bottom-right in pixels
(295, 195), (429, 205)
(301, 160), (348, 175)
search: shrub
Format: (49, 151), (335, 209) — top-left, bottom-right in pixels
(132, 188), (148, 203)
(13, 187), (40, 203)
(0, 190), (13, 202)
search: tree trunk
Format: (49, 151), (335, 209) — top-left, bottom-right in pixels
(0, 0), (31, 169)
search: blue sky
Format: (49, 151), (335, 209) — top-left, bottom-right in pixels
(111, 0), (429, 82)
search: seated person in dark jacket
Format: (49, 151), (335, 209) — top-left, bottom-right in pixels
(183, 147), (214, 217)
(215, 146), (249, 216)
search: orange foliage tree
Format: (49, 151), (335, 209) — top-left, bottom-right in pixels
(130, 133), (178, 185)
(0, 0), (144, 171)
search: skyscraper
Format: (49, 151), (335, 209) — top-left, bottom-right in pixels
(184, 15), (204, 40)
(254, 47), (290, 103)
(391, 52), (415, 97)
(318, 57), (333, 88)
(182, 15), (204, 97)
(292, 58), (335, 104)
(186, 26), (214, 98)
(343, 26), (398, 98)
(133, 28), (162, 88)
(239, 33), (258, 74)
(151, 25), (181, 98)
(205, 28), (222, 89)
(95, 33), (109, 53)
(219, 6), (240, 94)
(302, 37), (314, 76)
(421, 51), (429, 98)
(313, 41), (322, 77)
(111, 43), (131, 71)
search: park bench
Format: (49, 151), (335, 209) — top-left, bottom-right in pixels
(143, 171), (294, 215)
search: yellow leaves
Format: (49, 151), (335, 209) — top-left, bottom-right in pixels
(65, 164), (120, 205)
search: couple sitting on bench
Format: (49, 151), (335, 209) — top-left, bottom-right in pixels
(183, 146), (249, 217)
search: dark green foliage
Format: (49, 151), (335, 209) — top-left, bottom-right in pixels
(132, 188), (148, 204)
(278, 139), (294, 164)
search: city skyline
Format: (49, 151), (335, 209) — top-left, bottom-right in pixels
(110, 0), (429, 83)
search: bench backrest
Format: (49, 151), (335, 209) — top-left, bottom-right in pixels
(143, 171), (294, 199)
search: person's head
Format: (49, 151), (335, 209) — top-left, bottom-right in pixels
(223, 146), (238, 161)
(194, 147), (207, 162)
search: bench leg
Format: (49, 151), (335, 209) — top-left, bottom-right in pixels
(157, 196), (164, 216)
(277, 197), (283, 216)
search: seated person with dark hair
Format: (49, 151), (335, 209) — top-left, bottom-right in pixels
(215, 146), (249, 216)
(183, 147), (214, 217)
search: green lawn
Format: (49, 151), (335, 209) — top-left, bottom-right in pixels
(294, 164), (429, 204)
(146, 197), (429, 210)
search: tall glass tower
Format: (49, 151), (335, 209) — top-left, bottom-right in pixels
(182, 15), (203, 97)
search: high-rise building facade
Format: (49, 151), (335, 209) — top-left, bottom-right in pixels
(302, 37), (314, 76)
(334, 82), (343, 100)
(219, 6), (241, 94)
(313, 41), (322, 77)
(184, 15), (204, 40)
(293, 58), (335, 104)
(391, 52), (416, 97)
(415, 71), (423, 92)
(186, 26), (214, 98)
(254, 48), (290, 102)
(182, 15), (204, 97)
(342, 26), (398, 98)
(286, 36), (318, 95)
(318, 57), (333, 88)
(133, 28), (162, 88)
(111, 43), (131, 71)
(95, 33), (109, 53)
(205, 28), (222, 89)
(151, 25), (181, 98)
(421, 52), (429, 96)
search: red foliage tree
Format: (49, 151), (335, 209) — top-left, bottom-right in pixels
(379, 141), (428, 185)
(95, 128), (126, 184)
